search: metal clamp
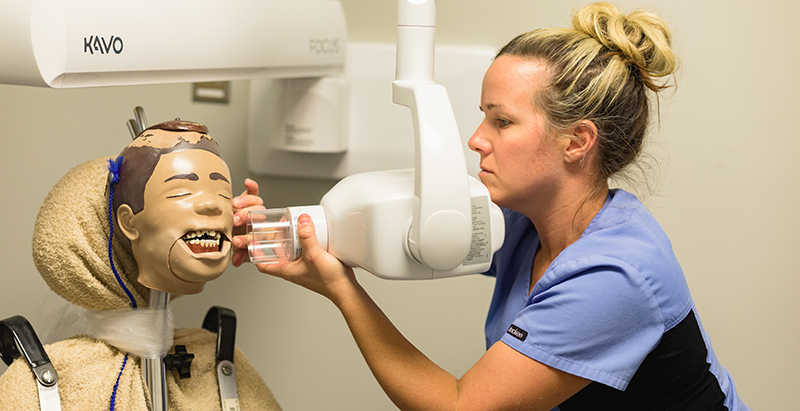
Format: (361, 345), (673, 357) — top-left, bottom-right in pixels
(164, 345), (194, 379)
(202, 306), (240, 411)
(0, 315), (62, 411)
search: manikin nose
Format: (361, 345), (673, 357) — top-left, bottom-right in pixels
(194, 198), (223, 216)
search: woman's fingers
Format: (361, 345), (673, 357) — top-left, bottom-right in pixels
(232, 178), (265, 238)
(233, 178), (263, 215)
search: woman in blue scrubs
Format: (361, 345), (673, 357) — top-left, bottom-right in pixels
(233, 3), (749, 410)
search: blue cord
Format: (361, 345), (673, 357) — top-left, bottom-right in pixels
(106, 157), (137, 309)
(109, 354), (129, 411)
(107, 157), (138, 411)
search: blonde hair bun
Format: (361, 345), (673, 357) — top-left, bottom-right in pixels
(572, 2), (678, 85)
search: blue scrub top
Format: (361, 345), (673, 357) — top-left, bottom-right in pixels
(483, 189), (749, 410)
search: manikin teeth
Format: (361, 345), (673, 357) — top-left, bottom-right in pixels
(181, 230), (224, 253)
(181, 230), (222, 240)
(187, 239), (219, 247)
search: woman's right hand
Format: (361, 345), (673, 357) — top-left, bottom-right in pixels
(255, 213), (356, 303)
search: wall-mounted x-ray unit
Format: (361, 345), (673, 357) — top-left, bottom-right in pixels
(0, 0), (346, 88)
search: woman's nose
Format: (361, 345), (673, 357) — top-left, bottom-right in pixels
(468, 123), (488, 154)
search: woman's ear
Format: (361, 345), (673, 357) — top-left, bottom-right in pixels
(564, 120), (599, 164)
(116, 204), (139, 242)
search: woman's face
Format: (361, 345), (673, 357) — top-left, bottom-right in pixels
(468, 55), (565, 213)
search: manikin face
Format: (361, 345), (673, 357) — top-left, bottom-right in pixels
(121, 148), (234, 294)
(467, 56), (565, 213)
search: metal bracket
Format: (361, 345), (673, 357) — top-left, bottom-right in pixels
(203, 306), (240, 411)
(127, 106), (148, 139)
(0, 315), (62, 411)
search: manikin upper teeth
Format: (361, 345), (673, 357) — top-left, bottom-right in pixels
(182, 230), (222, 240)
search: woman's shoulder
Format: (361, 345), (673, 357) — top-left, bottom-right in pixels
(583, 189), (674, 257)
(550, 189), (692, 326)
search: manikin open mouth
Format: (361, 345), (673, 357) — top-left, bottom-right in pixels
(181, 230), (227, 253)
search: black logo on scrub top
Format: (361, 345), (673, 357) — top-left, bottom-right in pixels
(507, 324), (528, 341)
(84, 35), (124, 55)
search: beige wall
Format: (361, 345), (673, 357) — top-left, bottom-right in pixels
(1, 1), (796, 409)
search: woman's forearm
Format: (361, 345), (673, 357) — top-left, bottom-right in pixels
(332, 279), (460, 411)
(246, 209), (465, 409)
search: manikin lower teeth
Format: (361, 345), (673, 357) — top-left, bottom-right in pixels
(187, 238), (219, 248)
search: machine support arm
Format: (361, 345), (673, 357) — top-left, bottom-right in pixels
(393, 0), (472, 271)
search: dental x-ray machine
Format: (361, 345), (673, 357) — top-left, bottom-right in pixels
(246, 1), (505, 278)
(0, 0), (505, 409)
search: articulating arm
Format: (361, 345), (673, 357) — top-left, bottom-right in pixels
(393, 0), (471, 271)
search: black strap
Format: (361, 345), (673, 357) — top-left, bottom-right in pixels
(0, 315), (58, 386)
(202, 306), (236, 363)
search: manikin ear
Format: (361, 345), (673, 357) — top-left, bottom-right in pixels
(116, 204), (140, 243)
(564, 120), (599, 164)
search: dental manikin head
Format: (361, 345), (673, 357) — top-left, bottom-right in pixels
(112, 120), (233, 295)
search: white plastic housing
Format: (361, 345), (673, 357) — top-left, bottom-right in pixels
(270, 78), (348, 153)
(318, 169), (505, 280)
(245, 174), (505, 279)
(0, 0), (347, 88)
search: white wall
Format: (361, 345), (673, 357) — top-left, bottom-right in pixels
(1, 1), (796, 410)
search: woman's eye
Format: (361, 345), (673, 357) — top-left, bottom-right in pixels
(219, 194), (231, 200)
(166, 193), (191, 199)
(496, 118), (511, 128)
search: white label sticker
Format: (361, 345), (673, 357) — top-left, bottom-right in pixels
(464, 196), (491, 266)
(224, 398), (241, 411)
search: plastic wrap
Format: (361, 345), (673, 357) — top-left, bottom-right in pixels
(81, 307), (174, 358)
